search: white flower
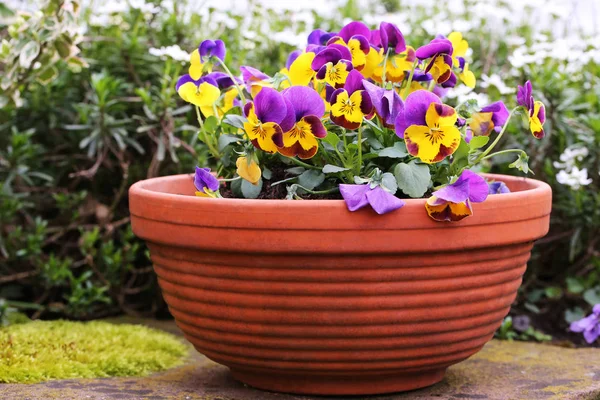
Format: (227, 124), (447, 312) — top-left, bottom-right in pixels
(556, 167), (593, 190)
(272, 30), (306, 48)
(480, 74), (515, 94)
(148, 45), (189, 62)
(553, 146), (589, 170)
(129, 0), (160, 14)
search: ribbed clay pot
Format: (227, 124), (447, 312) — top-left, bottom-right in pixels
(129, 173), (551, 395)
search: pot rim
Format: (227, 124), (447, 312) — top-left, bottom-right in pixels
(130, 172), (550, 209)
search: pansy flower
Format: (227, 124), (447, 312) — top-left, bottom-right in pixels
(379, 22), (406, 54)
(199, 39), (226, 62)
(468, 101), (510, 139)
(194, 166), (220, 197)
(456, 57), (475, 88)
(308, 29), (336, 46)
(340, 170), (405, 215)
(236, 156), (261, 185)
(329, 70), (374, 130)
(311, 44), (354, 88)
(395, 90), (461, 163)
(570, 304), (600, 344)
(243, 87), (294, 154)
(198, 72), (241, 118)
(327, 21), (371, 70)
(517, 80), (546, 139)
(372, 46), (417, 84)
(241, 66), (271, 98)
(416, 38), (455, 85)
(278, 86), (327, 159)
(176, 74), (220, 108)
(288, 51), (317, 86)
(488, 181), (510, 194)
(447, 32), (468, 67)
(362, 80), (404, 129)
(425, 170), (489, 221)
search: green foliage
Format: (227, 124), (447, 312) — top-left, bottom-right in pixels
(0, 320), (188, 383)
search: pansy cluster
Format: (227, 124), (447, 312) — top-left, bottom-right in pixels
(174, 20), (546, 221)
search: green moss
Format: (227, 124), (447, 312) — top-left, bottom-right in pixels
(0, 320), (188, 384)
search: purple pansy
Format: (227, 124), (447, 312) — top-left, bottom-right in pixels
(415, 38), (453, 60)
(329, 69), (374, 129)
(416, 38), (454, 85)
(340, 184), (405, 215)
(517, 80), (546, 139)
(311, 44), (354, 88)
(240, 65), (270, 84)
(379, 22), (406, 54)
(194, 167), (220, 196)
(308, 29), (337, 46)
(363, 79), (404, 129)
(278, 86), (327, 159)
(488, 181), (511, 194)
(394, 89), (442, 138)
(468, 101), (510, 139)
(570, 304), (600, 344)
(425, 170), (489, 222)
(205, 71), (241, 90)
(199, 39), (226, 63)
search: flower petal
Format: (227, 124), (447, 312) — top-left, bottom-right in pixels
(365, 186), (405, 215)
(194, 166), (219, 192)
(339, 21), (371, 42)
(339, 184), (370, 211)
(395, 90), (441, 137)
(253, 87), (287, 124)
(282, 86), (325, 121)
(236, 156), (261, 185)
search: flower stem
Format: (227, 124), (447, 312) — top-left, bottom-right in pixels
(215, 58), (247, 105)
(401, 60), (418, 99)
(294, 185), (340, 195)
(219, 176), (242, 182)
(473, 107), (520, 165)
(480, 149), (525, 162)
(381, 48), (391, 87)
(356, 125), (363, 175)
(283, 156), (321, 170)
(195, 106), (220, 158)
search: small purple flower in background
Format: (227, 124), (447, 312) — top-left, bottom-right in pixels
(379, 21), (406, 54)
(468, 101), (510, 140)
(340, 169), (405, 215)
(308, 29), (336, 46)
(199, 39), (226, 63)
(416, 38), (455, 85)
(517, 80), (546, 139)
(570, 304), (600, 344)
(194, 167), (220, 197)
(426, 170), (489, 222)
(362, 80), (404, 129)
(512, 315), (530, 332)
(488, 181), (510, 194)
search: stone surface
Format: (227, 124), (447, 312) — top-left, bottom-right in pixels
(1, 317), (600, 400)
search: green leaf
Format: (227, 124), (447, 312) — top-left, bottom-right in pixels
(262, 167), (272, 180)
(36, 66), (58, 85)
(381, 172), (397, 194)
(583, 287), (600, 306)
(203, 116), (219, 134)
(566, 277), (585, 294)
(509, 152), (532, 174)
(394, 160), (431, 198)
(378, 142), (408, 158)
(322, 132), (340, 148)
(241, 177), (263, 199)
(217, 134), (240, 151)
(297, 170), (325, 190)
(322, 164), (349, 174)
(286, 167), (305, 175)
(565, 307), (586, 324)
(222, 114), (247, 129)
(19, 41), (40, 69)
(469, 136), (489, 151)
(450, 139), (469, 173)
(544, 286), (563, 300)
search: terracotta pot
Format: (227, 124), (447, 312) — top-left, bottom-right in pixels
(129, 173), (551, 395)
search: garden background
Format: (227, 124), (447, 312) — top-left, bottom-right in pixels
(1, 0), (599, 345)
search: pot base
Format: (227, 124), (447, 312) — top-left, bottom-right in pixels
(230, 368), (446, 395)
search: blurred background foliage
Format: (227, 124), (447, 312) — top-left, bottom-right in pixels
(0, 0), (598, 345)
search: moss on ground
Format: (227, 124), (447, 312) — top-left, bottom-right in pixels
(0, 320), (188, 384)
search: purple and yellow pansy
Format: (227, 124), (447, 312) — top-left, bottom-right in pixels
(311, 44), (354, 88)
(517, 80), (546, 139)
(425, 170), (489, 221)
(467, 101), (510, 140)
(176, 74), (221, 108)
(395, 90), (461, 163)
(243, 87), (294, 154)
(329, 69), (373, 130)
(416, 38), (455, 85)
(194, 166), (220, 197)
(327, 21), (372, 71)
(362, 80), (404, 129)
(279, 86), (327, 159)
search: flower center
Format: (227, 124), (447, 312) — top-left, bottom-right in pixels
(426, 125), (445, 144)
(252, 123), (267, 139)
(340, 98), (356, 115)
